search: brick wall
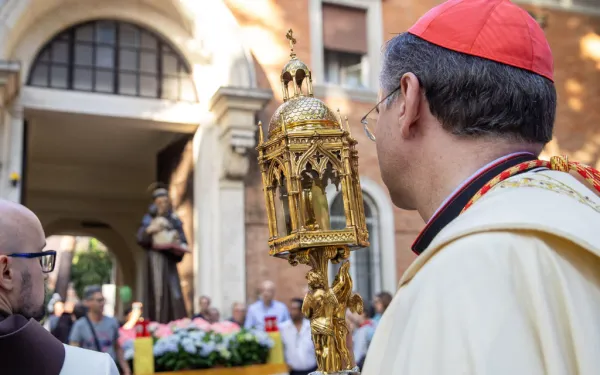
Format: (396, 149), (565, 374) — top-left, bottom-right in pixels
(227, 0), (600, 303)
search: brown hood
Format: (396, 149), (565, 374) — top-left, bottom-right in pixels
(0, 314), (66, 375)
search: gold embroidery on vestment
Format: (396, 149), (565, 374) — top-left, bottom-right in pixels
(494, 174), (600, 213)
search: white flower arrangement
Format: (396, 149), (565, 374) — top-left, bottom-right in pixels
(119, 318), (274, 372)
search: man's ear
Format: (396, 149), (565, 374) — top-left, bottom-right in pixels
(398, 72), (422, 139)
(0, 255), (15, 291)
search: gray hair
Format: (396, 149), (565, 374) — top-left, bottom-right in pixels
(379, 33), (556, 144)
(83, 285), (102, 300)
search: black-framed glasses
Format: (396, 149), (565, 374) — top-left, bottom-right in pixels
(8, 250), (57, 273)
(360, 86), (401, 142)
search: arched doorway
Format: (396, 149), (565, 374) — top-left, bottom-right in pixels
(45, 235), (121, 316)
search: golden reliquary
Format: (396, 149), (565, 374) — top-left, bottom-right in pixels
(256, 29), (369, 375)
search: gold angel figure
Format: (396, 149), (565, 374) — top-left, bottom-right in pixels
(332, 261), (364, 370)
(303, 258), (364, 373)
(303, 270), (338, 372)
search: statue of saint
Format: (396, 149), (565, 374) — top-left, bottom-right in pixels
(136, 185), (188, 323)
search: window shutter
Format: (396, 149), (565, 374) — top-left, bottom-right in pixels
(322, 3), (368, 54)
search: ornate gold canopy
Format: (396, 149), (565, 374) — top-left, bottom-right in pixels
(256, 29), (369, 257)
(256, 29), (367, 375)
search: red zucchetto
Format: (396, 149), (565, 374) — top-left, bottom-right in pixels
(408, 0), (554, 81)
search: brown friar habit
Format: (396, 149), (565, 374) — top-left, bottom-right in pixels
(136, 207), (187, 323)
(0, 313), (65, 375)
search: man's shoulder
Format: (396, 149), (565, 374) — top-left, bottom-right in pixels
(428, 170), (600, 257)
(71, 317), (86, 329)
(423, 229), (597, 288)
(102, 315), (119, 326)
(278, 319), (293, 329)
(431, 231), (538, 263)
(401, 231), (542, 288)
(247, 300), (262, 310)
(273, 300), (287, 308)
(61, 345), (118, 375)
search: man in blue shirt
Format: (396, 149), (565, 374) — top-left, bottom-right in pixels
(69, 285), (131, 375)
(244, 280), (290, 331)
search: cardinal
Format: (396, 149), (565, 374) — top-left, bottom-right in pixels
(361, 1), (600, 374)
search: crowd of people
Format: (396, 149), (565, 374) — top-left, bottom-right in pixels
(44, 279), (396, 375)
(186, 280), (394, 375)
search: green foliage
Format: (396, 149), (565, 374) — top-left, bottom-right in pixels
(70, 238), (113, 299)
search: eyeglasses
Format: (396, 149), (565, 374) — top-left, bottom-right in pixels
(8, 250), (57, 273)
(360, 86), (401, 142)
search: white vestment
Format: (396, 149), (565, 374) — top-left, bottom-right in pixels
(362, 170), (600, 375)
(60, 345), (119, 375)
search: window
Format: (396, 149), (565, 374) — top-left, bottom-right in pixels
(322, 3), (368, 89)
(324, 50), (364, 88)
(330, 192), (381, 304)
(28, 20), (197, 102)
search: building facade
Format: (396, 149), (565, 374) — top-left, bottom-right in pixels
(0, 0), (598, 315)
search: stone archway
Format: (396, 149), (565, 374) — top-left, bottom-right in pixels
(43, 218), (138, 294)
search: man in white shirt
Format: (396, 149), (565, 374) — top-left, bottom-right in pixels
(279, 298), (317, 375)
(244, 280), (290, 331)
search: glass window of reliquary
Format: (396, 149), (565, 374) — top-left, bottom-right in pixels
(296, 149), (346, 232)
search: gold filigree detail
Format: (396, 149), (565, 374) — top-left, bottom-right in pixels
(282, 58), (310, 76)
(496, 175), (600, 213)
(269, 230), (359, 256)
(289, 136), (342, 145)
(268, 96), (340, 135)
(294, 140), (344, 177)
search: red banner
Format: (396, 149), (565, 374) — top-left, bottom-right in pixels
(135, 319), (150, 338)
(264, 316), (278, 332)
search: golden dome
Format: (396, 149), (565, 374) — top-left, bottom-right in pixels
(282, 58), (310, 78)
(269, 96), (340, 136)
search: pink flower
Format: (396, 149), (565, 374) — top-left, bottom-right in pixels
(172, 318), (192, 329)
(192, 318), (211, 331)
(210, 321), (241, 334)
(154, 324), (173, 338)
(118, 328), (136, 347)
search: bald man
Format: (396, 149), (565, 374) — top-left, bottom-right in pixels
(244, 280), (290, 331)
(0, 200), (119, 375)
